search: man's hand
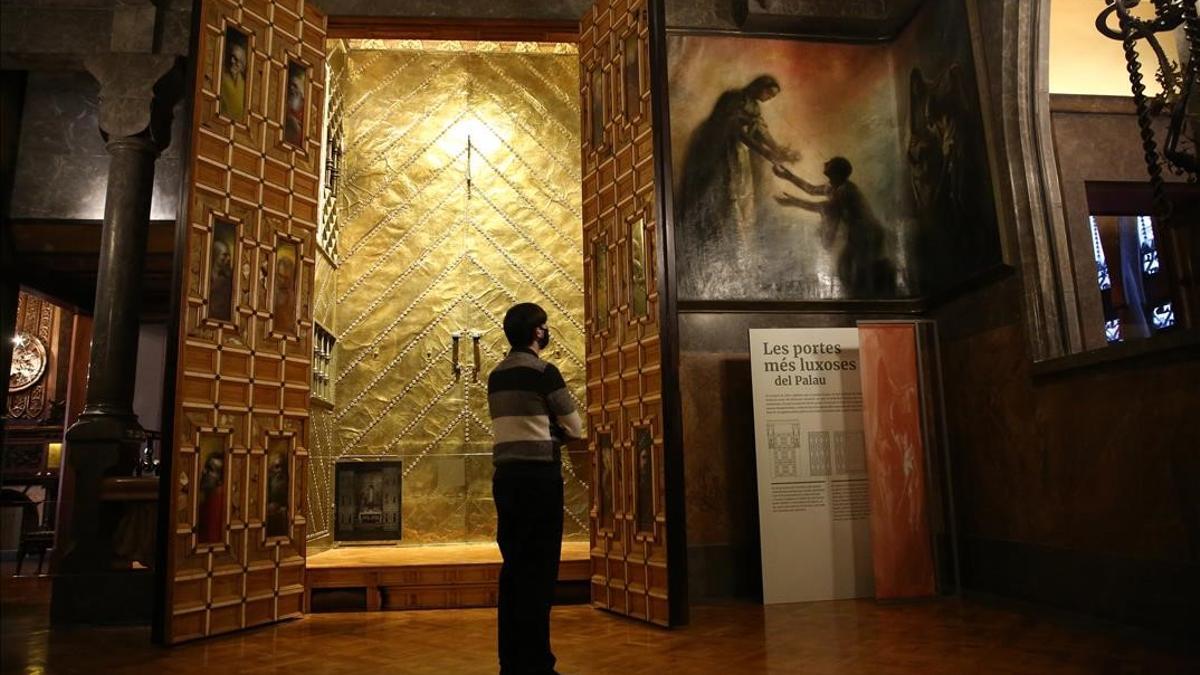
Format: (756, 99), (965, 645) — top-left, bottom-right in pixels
(775, 191), (805, 207)
(773, 163), (798, 182)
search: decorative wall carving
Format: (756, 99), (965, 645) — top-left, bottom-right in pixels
(8, 332), (47, 394)
(7, 292), (64, 422)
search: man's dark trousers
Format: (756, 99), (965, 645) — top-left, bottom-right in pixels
(494, 461), (564, 674)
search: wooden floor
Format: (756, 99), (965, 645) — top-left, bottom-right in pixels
(2, 574), (1196, 674)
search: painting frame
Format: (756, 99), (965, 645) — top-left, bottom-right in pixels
(633, 423), (656, 538)
(596, 431), (615, 533)
(333, 458), (404, 544)
(217, 23), (252, 124)
(203, 214), (240, 326)
(664, 15), (1006, 306)
(588, 64), (606, 155)
(591, 234), (611, 335)
(628, 215), (649, 319)
(269, 232), (302, 338)
(621, 29), (643, 124)
(193, 430), (232, 550)
(281, 56), (310, 150)
(263, 433), (293, 541)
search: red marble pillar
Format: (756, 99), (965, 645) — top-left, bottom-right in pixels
(858, 322), (936, 599)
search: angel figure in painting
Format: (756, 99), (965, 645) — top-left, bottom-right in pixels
(678, 75), (799, 284)
(773, 157), (896, 298)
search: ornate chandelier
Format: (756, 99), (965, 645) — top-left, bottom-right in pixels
(1096, 0), (1199, 220)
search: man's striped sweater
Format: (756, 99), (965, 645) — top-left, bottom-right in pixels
(487, 348), (583, 465)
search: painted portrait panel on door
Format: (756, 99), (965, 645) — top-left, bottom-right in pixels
(196, 435), (228, 545)
(284, 60), (307, 147)
(667, 9), (999, 302)
(271, 239), (298, 334)
(207, 218), (238, 322)
(623, 33), (640, 118)
(598, 432), (614, 530)
(220, 26), (250, 121)
(629, 218), (649, 317)
(590, 67), (605, 150)
(592, 239), (610, 330)
(635, 427), (654, 533)
(265, 437), (290, 538)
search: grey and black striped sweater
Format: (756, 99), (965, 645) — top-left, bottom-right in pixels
(487, 348), (583, 465)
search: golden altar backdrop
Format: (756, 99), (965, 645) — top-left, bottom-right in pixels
(308, 40), (587, 546)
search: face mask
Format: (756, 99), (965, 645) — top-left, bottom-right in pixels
(537, 326), (551, 350)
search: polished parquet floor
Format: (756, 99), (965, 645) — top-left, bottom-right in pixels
(2, 573), (1196, 675)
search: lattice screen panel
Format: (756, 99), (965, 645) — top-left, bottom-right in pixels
(581, 0), (672, 627)
(163, 0), (326, 644)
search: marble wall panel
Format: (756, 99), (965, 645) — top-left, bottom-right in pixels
(9, 71), (186, 221)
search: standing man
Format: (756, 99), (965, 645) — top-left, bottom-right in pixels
(488, 303), (583, 675)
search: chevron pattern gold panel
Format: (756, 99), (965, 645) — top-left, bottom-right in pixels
(308, 41), (587, 546)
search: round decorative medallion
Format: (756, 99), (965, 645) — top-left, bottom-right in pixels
(9, 332), (47, 394)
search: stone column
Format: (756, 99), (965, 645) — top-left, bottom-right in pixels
(52, 52), (180, 625)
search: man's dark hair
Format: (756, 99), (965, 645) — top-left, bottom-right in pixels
(745, 74), (780, 96)
(825, 156), (853, 181)
(503, 302), (548, 349)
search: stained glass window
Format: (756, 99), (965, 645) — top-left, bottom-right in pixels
(1104, 318), (1122, 343)
(1150, 302), (1175, 330)
(1089, 216), (1111, 291)
(1137, 215), (1159, 275)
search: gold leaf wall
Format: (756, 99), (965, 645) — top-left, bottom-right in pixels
(308, 40), (587, 547)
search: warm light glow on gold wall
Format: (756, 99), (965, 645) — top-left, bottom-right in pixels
(307, 41), (587, 546)
(1049, 0), (1179, 96)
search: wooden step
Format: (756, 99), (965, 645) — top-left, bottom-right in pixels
(305, 541), (591, 611)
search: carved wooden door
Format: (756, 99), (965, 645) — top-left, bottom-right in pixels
(159, 0), (327, 644)
(581, 0), (685, 626)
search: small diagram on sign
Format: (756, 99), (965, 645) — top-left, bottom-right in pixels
(767, 423), (801, 479)
(807, 431), (831, 476)
(834, 430), (866, 474)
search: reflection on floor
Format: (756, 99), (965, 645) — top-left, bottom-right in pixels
(3, 574), (1196, 675)
(305, 541), (591, 611)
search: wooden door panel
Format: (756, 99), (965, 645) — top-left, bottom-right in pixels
(161, 0), (326, 644)
(581, 0), (678, 627)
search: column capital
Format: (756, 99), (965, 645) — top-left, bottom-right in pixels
(84, 53), (183, 149)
